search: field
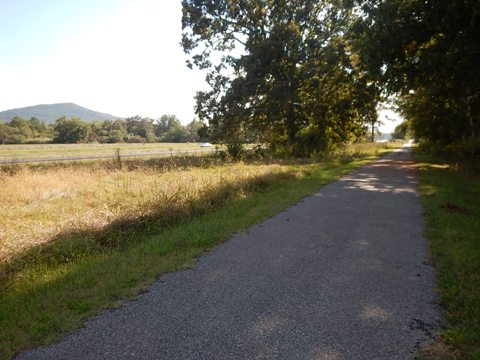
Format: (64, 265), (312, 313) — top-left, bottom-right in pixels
(0, 143), (214, 163)
(0, 142), (399, 359)
(0, 160), (293, 263)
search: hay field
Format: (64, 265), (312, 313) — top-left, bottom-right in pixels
(0, 159), (296, 264)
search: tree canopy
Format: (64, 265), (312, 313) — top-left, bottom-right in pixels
(0, 115), (205, 144)
(182, 0), (379, 155)
(182, 0), (479, 154)
(53, 117), (94, 143)
(0, 116), (53, 144)
(352, 0), (480, 145)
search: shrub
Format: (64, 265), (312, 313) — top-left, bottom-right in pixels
(226, 142), (244, 161)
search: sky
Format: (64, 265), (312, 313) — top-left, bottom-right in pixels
(0, 0), (206, 124)
(0, 0), (400, 131)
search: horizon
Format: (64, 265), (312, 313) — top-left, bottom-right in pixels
(0, 101), (184, 121)
(0, 1), (207, 125)
(0, 102), (398, 136)
(0, 1), (400, 132)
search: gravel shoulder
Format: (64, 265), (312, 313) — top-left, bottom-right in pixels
(17, 145), (439, 360)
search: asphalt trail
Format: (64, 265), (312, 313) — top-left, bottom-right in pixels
(17, 146), (439, 360)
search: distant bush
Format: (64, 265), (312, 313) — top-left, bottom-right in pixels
(124, 135), (146, 143)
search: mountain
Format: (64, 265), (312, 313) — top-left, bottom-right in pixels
(0, 103), (118, 123)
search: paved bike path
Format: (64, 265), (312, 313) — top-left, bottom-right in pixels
(18, 146), (439, 359)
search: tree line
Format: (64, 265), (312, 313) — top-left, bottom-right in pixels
(0, 115), (207, 144)
(353, 0), (479, 150)
(181, 0), (479, 156)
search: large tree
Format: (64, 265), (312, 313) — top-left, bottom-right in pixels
(182, 0), (378, 154)
(353, 0), (480, 143)
(125, 116), (156, 141)
(53, 117), (93, 143)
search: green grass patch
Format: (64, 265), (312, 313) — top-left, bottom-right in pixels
(415, 149), (480, 359)
(0, 143), (397, 359)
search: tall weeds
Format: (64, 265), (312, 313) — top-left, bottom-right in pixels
(0, 161), (298, 277)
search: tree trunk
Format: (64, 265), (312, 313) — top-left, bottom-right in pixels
(467, 115), (475, 139)
(286, 99), (296, 146)
(463, 86), (476, 139)
(287, 120), (296, 146)
(466, 102), (476, 139)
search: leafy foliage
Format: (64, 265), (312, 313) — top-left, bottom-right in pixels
(0, 116), (53, 144)
(390, 121), (410, 140)
(0, 115), (207, 144)
(53, 117), (94, 143)
(181, 0), (380, 155)
(353, 0), (480, 145)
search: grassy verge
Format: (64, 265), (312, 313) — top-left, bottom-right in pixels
(415, 149), (480, 359)
(0, 143), (396, 359)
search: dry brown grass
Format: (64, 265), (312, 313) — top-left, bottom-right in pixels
(0, 142), (399, 265)
(0, 162), (296, 263)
